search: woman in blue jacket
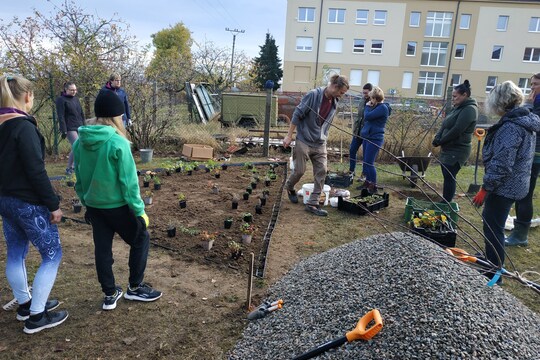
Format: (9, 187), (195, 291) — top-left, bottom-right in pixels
(360, 86), (391, 194)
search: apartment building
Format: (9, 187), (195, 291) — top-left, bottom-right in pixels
(282, 0), (540, 101)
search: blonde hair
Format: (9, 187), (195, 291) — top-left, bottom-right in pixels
(0, 74), (34, 109)
(485, 81), (523, 116)
(369, 86), (385, 102)
(86, 116), (127, 138)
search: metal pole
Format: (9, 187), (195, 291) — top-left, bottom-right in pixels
(225, 28), (245, 86)
(263, 86), (272, 157)
(48, 72), (58, 156)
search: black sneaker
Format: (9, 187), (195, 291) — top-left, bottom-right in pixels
(103, 286), (123, 310)
(287, 189), (298, 204)
(305, 204), (328, 216)
(17, 299), (60, 321)
(124, 283), (162, 302)
(23, 310), (68, 334)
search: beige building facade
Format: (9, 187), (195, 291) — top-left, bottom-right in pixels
(282, 0), (540, 101)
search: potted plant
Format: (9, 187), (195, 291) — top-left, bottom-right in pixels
(255, 204), (262, 215)
(167, 222), (177, 237)
(143, 174), (151, 187)
(211, 183), (220, 194)
(206, 159), (218, 171)
(143, 190), (153, 205)
(243, 162), (253, 170)
(251, 180), (257, 189)
(153, 176), (162, 190)
(259, 195), (266, 206)
(243, 212), (253, 223)
(228, 240), (242, 260)
(409, 210), (457, 247)
(213, 169), (221, 179)
(232, 194), (239, 209)
(262, 189), (270, 198)
(65, 173), (76, 187)
(264, 175), (271, 187)
(246, 186), (252, 195)
(267, 171), (277, 181)
(178, 193), (187, 209)
(221, 163), (228, 171)
(184, 163), (194, 175)
(175, 161), (183, 173)
(224, 217), (233, 229)
(72, 198), (82, 213)
(240, 222), (255, 245)
(242, 191), (250, 200)
(200, 230), (217, 250)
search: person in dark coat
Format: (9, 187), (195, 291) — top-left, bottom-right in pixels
(432, 80), (478, 202)
(55, 82), (85, 174)
(505, 72), (540, 246)
(349, 83), (372, 179)
(101, 73), (132, 128)
(472, 81), (540, 284)
(0, 74), (68, 333)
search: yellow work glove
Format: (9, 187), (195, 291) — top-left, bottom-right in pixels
(140, 213), (150, 227)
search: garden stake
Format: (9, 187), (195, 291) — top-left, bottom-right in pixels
(246, 252), (254, 311)
(467, 128), (486, 194)
(292, 309), (383, 360)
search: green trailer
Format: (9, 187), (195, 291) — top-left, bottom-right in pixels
(220, 92), (278, 127)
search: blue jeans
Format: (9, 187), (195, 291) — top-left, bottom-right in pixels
(482, 193), (514, 272)
(362, 139), (383, 183)
(514, 162), (540, 223)
(349, 135), (363, 173)
(0, 196), (62, 315)
(440, 162), (461, 203)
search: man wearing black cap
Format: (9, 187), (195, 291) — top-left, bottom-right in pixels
(73, 90), (162, 311)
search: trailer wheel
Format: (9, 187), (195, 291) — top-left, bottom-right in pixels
(238, 117), (257, 128)
(277, 114), (291, 125)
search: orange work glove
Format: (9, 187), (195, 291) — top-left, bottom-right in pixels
(472, 188), (488, 207)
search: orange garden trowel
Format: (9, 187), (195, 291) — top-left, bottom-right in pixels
(292, 309), (383, 360)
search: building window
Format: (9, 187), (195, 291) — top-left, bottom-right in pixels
(325, 38), (343, 53)
(421, 42), (448, 66)
(497, 15), (509, 31)
(491, 46), (503, 60)
(406, 42), (417, 56)
(417, 71), (444, 96)
(454, 44), (466, 59)
(371, 40), (384, 54)
(367, 70), (380, 86)
(402, 72), (413, 89)
(529, 17), (540, 32)
(374, 10), (387, 25)
(328, 8), (345, 23)
(460, 14), (471, 29)
(410, 12), (421, 27)
(425, 12), (453, 37)
(298, 7), (315, 22)
(523, 48), (540, 62)
(486, 76), (498, 92)
(518, 78), (531, 95)
(353, 39), (366, 54)
(323, 68), (341, 84)
(350, 69), (363, 86)
(356, 10), (368, 25)
(296, 37), (313, 51)
(451, 74), (462, 86)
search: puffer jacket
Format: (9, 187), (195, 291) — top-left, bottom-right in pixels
(482, 106), (540, 200)
(360, 102), (391, 141)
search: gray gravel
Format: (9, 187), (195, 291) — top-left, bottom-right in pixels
(229, 232), (540, 360)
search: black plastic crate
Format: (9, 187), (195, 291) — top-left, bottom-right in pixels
(338, 190), (389, 215)
(409, 214), (457, 247)
(325, 173), (353, 188)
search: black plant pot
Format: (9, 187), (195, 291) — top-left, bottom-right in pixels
(251, 183), (257, 189)
(137, 170), (141, 176)
(232, 202), (238, 209)
(221, 164), (228, 170)
(205, 167), (210, 173)
(243, 193), (249, 200)
(265, 180), (271, 187)
(247, 164), (253, 170)
(215, 174), (220, 179)
(73, 204), (82, 213)
(230, 250), (243, 260)
(255, 205), (262, 215)
(165, 170), (171, 176)
(246, 188), (252, 194)
(143, 181), (150, 188)
(187, 170), (193, 176)
(243, 214), (253, 223)
(224, 219), (233, 229)
(260, 197), (266, 206)
(154, 183), (161, 190)
(175, 167), (181, 173)
(167, 227), (176, 237)
(66, 181), (75, 187)
(179, 200), (187, 209)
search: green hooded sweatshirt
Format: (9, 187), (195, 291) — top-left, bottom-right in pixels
(73, 125), (144, 216)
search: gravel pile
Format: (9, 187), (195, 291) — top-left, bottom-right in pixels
(229, 232), (540, 360)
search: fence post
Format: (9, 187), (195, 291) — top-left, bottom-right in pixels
(49, 72), (58, 156)
(263, 80), (274, 157)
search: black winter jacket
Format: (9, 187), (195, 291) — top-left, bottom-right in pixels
(55, 93), (85, 133)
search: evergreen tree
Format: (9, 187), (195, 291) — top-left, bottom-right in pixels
(252, 33), (283, 91)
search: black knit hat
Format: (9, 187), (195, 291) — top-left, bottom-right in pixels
(94, 90), (125, 118)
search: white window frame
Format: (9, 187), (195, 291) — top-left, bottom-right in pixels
(454, 44), (466, 59)
(421, 41), (448, 67)
(367, 70), (380, 86)
(296, 37), (313, 52)
(349, 69), (363, 86)
(406, 42), (417, 56)
(370, 40), (384, 55)
(518, 78), (531, 95)
(486, 76), (498, 93)
(425, 11), (453, 37)
(298, 7), (315, 22)
(374, 10), (387, 26)
(328, 8), (345, 24)
(451, 74), (462, 87)
(356, 9), (368, 25)
(491, 45), (503, 61)
(523, 47), (540, 62)
(409, 12), (421, 27)
(325, 38), (343, 53)
(529, 17), (540, 32)
(497, 15), (509, 31)
(353, 39), (366, 54)
(417, 71), (444, 96)
(460, 14), (471, 29)
(402, 72), (413, 89)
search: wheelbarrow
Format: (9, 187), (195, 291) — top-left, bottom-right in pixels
(396, 152), (432, 188)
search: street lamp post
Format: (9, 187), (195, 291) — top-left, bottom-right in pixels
(225, 27), (245, 86)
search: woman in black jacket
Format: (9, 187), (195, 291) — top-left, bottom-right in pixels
(55, 82), (85, 174)
(0, 75), (68, 333)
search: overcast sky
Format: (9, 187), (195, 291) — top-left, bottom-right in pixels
(0, 0), (287, 59)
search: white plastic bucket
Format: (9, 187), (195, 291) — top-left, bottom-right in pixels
(302, 183), (331, 206)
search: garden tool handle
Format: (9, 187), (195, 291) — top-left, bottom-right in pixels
(474, 128), (486, 140)
(345, 309), (383, 342)
(292, 336), (347, 360)
(445, 247), (491, 268)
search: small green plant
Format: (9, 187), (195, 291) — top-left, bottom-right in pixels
(177, 193), (186, 201)
(206, 159), (218, 170)
(228, 240), (241, 251)
(178, 225), (200, 236)
(153, 176), (161, 185)
(243, 162), (253, 170)
(143, 190), (153, 198)
(143, 174), (152, 182)
(240, 222), (255, 235)
(64, 173), (76, 185)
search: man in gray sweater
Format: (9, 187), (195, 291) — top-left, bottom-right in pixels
(283, 74), (349, 216)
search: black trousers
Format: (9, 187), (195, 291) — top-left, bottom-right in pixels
(86, 205), (149, 295)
